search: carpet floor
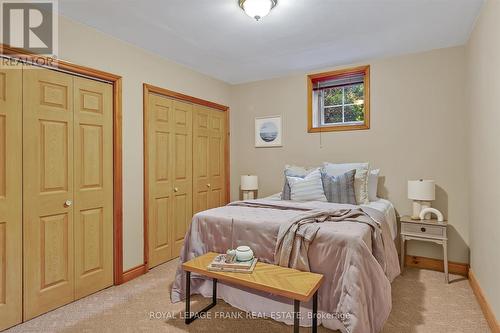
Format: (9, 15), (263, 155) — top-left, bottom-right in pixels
(5, 259), (490, 333)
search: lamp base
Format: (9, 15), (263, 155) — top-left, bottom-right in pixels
(412, 200), (431, 220)
(240, 189), (258, 200)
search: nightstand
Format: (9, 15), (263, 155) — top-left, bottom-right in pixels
(400, 215), (449, 283)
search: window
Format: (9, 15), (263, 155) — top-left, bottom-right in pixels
(307, 65), (370, 132)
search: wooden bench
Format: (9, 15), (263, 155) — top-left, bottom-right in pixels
(182, 252), (324, 333)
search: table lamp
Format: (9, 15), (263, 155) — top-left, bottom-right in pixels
(408, 179), (435, 220)
(240, 175), (258, 200)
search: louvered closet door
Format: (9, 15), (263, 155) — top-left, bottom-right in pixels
(0, 65), (22, 330)
(23, 67), (75, 320)
(147, 94), (174, 267)
(73, 77), (113, 299)
(171, 100), (192, 257)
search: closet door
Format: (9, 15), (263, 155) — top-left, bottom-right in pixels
(23, 67), (75, 320)
(171, 100), (192, 256)
(73, 77), (113, 299)
(192, 106), (210, 213)
(208, 109), (226, 208)
(147, 94), (174, 267)
(0, 65), (22, 330)
(193, 106), (226, 213)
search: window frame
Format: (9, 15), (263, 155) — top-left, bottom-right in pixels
(307, 65), (370, 133)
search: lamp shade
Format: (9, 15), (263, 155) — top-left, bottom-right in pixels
(241, 175), (258, 190)
(408, 180), (435, 201)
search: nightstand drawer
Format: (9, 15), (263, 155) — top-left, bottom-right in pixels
(402, 223), (444, 237)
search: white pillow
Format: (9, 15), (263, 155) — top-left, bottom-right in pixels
(286, 169), (327, 202)
(368, 169), (380, 201)
(322, 162), (370, 204)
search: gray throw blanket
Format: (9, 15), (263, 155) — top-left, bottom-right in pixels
(274, 207), (386, 272)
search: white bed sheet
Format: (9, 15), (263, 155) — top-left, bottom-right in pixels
(361, 198), (398, 240)
(265, 193), (398, 240)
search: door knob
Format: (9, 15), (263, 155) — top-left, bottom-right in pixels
(174, 187), (179, 192)
(64, 200), (72, 207)
(207, 184), (211, 188)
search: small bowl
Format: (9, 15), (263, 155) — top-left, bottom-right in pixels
(235, 246), (254, 262)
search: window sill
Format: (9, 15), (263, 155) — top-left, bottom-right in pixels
(308, 123), (370, 133)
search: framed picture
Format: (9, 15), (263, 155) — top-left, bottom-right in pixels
(255, 115), (283, 147)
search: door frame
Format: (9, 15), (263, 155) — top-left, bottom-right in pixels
(0, 44), (127, 285)
(143, 83), (230, 269)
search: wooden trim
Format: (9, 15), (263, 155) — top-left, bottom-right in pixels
(144, 83), (229, 112)
(225, 107), (231, 204)
(1, 44), (121, 82)
(142, 84), (150, 269)
(404, 255), (469, 276)
(307, 65), (370, 133)
(142, 83), (231, 268)
(113, 78), (124, 285)
(469, 269), (500, 333)
(122, 264), (148, 284)
(307, 123), (370, 133)
(1, 44), (125, 285)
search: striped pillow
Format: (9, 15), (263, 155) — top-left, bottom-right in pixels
(281, 165), (316, 200)
(286, 169), (327, 202)
(321, 169), (357, 205)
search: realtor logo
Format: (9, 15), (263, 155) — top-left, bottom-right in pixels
(1, 0), (58, 56)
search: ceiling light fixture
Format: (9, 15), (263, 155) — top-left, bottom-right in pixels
(239, 0), (278, 21)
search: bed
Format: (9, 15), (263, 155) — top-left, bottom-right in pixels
(171, 197), (400, 333)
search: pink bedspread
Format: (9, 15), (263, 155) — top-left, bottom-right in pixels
(171, 199), (400, 333)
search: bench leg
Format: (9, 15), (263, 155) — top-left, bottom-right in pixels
(294, 300), (300, 333)
(185, 272), (217, 325)
(312, 291), (318, 333)
(185, 271), (191, 324)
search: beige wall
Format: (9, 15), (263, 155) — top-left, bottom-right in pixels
(230, 47), (470, 263)
(58, 16), (231, 270)
(466, 0), (500, 319)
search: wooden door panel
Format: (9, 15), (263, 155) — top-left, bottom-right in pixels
(74, 77), (113, 299)
(40, 213), (70, 289)
(173, 193), (188, 253)
(80, 125), (103, 189)
(155, 131), (170, 182)
(174, 133), (189, 180)
(148, 94), (173, 267)
(210, 136), (222, 176)
(0, 65), (22, 331)
(153, 196), (170, 251)
(172, 101), (192, 257)
(23, 67), (74, 320)
(209, 188), (224, 209)
(196, 136), (209, 178)
(39, 120), (69, 192)
(192, 106), (210, 214)
(208, 110), (226, 208)
(80, 208), (104, 274)
(193, 191), (209, 214)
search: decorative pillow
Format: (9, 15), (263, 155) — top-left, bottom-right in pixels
(281, 165), (316, 200)
(286, 169), (327, 202)
(368, 169), (380, 201)
(321, 169), (357, 204)
(322, 162), (370, 204)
